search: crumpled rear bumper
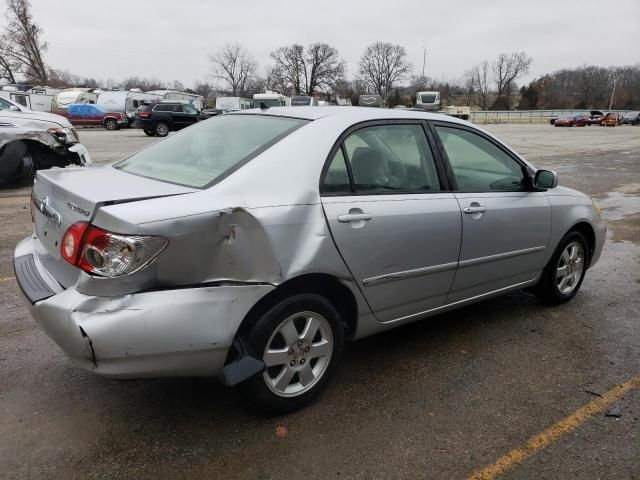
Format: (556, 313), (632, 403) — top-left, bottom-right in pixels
(14, 236), (274, 378)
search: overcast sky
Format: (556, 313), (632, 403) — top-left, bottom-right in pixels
(22, 0), (640, 88)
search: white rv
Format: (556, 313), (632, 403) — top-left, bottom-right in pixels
(215, 97), (253, 111)
(52, 88), (100, 113)
(253, 91), (290, 108)
(415, 91), (441, 111)
(0, 86), (32, 110)
(146, 90), (204, 111)
(290, 96), (319, 106)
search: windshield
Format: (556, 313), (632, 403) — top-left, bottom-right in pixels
(420, 94), (437, 103)
(0, 97), (15, 110)
(115, 114), (307, 188)
(254, 98), (282, 107)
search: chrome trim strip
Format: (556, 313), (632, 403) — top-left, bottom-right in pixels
(458, 245), (545, 269)
(381, 278), (536, 325)
(363, 261), (458, 287)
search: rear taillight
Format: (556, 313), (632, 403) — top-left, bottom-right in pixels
(137, 111), (150, 117)
(61, 222), (168, 277)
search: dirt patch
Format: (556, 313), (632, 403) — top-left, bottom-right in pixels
(608, 212), (640, 245)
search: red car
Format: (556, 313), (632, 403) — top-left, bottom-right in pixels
(63, 103), (128, 130)
(554, 115), (588, 127)
(602, 112), (620, 127)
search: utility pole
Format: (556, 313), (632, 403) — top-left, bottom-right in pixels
(608, 77), (617, 111)
(421, 43), (427, 79)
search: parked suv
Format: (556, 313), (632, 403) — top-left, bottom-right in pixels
(134, 101), (200, 137)
(0, 96), (91, 186)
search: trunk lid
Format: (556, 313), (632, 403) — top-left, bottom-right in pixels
(32, 166), (196, 285)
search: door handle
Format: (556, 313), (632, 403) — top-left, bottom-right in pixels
(463, 206), (486, 214)
(338, 213), (373, 223)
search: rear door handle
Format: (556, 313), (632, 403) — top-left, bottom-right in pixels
(463, 206), (486, 214)
(338, 213), (373, 223)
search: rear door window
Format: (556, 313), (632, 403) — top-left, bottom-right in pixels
(342, 124), (442, 193)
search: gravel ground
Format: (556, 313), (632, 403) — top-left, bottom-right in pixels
(0, 123), (639, 480)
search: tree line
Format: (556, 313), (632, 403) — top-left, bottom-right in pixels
(1, 0), (639, 110)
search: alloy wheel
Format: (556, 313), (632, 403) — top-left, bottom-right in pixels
(556, 241), (585, 294)
(262, 311), (333, 398)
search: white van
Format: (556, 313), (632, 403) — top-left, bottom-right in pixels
(253, 92), (290, 108)
(415, 91), (441, 111)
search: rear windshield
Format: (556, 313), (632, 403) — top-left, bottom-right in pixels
(420, 94), (437, 103)
(115, 114), (307, 188)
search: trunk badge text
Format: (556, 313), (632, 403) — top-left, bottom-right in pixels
(33, 195), (61, 227)
(66, 201), (91, 217)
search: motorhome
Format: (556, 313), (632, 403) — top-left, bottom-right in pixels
(97, 90), (163, 123)
(52, 88), (100, 113)
(415, 91), (441, 111)
(215, 97), (253, 111)
(290, 96), (319, 106)
(359, 94), (384, 107)
(0, 86), (60, 112)
(146, 90), (204, 111)
(253, 91), (290, 108)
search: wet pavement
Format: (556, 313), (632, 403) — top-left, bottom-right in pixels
(0, 124), (639, 479)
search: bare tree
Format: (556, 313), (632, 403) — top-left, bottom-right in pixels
(269, 44), (305, 94)
(491, 52), (532, 109)
(1, 0), (48, 84)
(210, 43), (257, 96)
(269, 42), (345, 95)
(0, 41), (18, 83)
(358, 41), (411, 100)
(474, 61), (491, 110)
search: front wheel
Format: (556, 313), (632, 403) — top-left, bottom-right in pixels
(104, 118), (118, 130)
(533, 231), (588, 304)
(240, 294), (344, 413)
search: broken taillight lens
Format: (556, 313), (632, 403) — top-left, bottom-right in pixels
(61, 222), (168, 277)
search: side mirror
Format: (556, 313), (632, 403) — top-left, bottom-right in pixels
(534, 169), (558, 189)
(9, 105), (20, 112)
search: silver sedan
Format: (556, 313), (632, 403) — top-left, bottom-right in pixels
(14, 107), (606, 412)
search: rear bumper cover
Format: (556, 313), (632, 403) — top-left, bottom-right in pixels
(14, 236), (274, 378)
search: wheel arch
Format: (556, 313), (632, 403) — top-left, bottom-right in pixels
(568, 221), (596, 267)
(232, 273), (358, 360)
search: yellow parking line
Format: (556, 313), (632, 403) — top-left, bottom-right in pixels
(467, 374), (640, 480)
(0, 276), (16, 282)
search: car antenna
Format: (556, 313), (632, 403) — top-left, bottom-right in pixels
(259, 102), (270, 110)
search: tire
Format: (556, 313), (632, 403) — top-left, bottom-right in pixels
(104, 118), (118, 131)
(154, 122), (169, 137)
(240, 293), (344, 413)
(0, 141), (29, 185)
(533, 231), (589, 305)
(143, 129), (155, 137)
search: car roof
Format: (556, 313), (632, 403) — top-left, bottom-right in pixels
(235, 106), (467, 124)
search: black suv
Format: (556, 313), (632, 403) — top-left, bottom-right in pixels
(134, 102), (200, 137)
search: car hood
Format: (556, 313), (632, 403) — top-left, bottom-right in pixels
(0, 109), (71, 127)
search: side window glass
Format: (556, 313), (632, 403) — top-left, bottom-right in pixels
(174, 104), (184, 112)
(322, 148), (351, 194)
(344, 124), (441, 193)
(435, 126), (525, 192)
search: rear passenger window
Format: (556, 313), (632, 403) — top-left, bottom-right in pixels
(343, 124), (441, 193)
(174, 104), (184, 112)
(322, 148), (351, 194)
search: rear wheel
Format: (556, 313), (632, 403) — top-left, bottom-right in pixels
(533, 231), (588, 304)
(154, 122), (169, 137)
(240, 294), (344, 413)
